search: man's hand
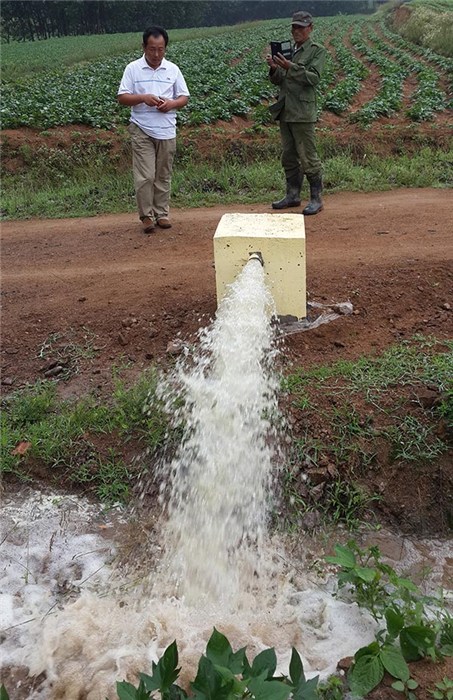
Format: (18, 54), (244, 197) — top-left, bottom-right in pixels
(266, 53), (277, 69)
(272, 52), (292, 71)
(156, 98), (174, 112)
(142, 93), (164, 107)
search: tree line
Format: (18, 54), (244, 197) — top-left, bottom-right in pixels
(0, 0), (382, 42)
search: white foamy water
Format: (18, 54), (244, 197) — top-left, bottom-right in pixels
(0, 490), (118, 690)
(156, 258), (281, 604)
(0, 487), (378, 699)
(3, 489), (451, 700)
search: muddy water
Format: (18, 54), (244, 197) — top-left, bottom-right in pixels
(2, 487), (453, 699)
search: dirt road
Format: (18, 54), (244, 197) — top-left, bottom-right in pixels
(1, 188), (452, 391)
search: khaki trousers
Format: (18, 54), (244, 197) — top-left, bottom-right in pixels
(279, 120), (322, 180)
(128, 122), (177, 222)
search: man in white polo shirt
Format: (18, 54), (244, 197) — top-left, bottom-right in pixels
(118, 26), (190, 234)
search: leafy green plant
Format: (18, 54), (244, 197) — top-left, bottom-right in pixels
(391, 677), (419, 699)
(2, 13), (452, 131)
(115, 628), (319, 700)
(348, 637), (414, 698)
(430, 676), (453, 700)
(0, 684), (10, 700)
(326, 541), (394, 620)
(316, 674), (345, 699)
(326, 541), (453, 697)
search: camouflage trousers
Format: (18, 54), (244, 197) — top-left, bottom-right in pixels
(279, 120), (322, 180)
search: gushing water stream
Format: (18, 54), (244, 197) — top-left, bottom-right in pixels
(158, 257), (279, 605)
(1, 259), (391, 698)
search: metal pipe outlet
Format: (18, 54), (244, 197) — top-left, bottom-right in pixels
(248, 251), (264, 266)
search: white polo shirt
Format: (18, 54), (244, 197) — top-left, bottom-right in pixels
(118, 55), (190, 139)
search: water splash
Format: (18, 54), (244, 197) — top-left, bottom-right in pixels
(157, 258), (281, 605)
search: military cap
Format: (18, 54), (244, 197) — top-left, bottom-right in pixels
(291, 11), (313, 27)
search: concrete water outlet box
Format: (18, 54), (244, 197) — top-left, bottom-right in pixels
(213, 213), (306, 320)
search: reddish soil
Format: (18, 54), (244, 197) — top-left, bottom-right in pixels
(2, 188), (452, 388)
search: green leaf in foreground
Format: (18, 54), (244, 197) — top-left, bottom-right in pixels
(247, 673), (292, 700)
(400, 625), (437, 661)
(205, 627), (246, 674)
(116, 679), (150, 700)
(325, 544), (356, 569)
(191, 655), (233, 699)
(289, 648), (319, 700)
(140, 640), (180, 692)
(289, 647), (304, 686)
(380, 644), (410, 681)
(385, 607), (405, 639)
(349, 654), (384, 697)
(250, 648), (277, 679)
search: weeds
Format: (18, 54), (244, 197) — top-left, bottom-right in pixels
(439, 388), (453, 428)
(282, 336), (452, 531)
(322, 479), (380, 529)
(1, 370), (168, 503)
(2, 146), (452, 220)
(113, 628), (319, 700)
(37, 328), (100, 379)
(326, 541), (453, 697)
(430, 677), (453, 699)
(393, 3), (453, 57)
(285, 337), (453, 397)
(4, 380), (57, 429)
(316, 675), (345, 699)
(2, 337), (451, 526)
(389, 414), (447, 461)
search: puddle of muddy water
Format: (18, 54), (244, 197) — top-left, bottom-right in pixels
(1, 487), (451, 700)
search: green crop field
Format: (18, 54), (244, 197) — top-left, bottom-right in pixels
(1, 12), (452, 131)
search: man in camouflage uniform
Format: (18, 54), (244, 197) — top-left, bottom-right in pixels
(266, 11), (326, 215)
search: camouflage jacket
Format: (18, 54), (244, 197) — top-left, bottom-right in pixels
(269, 38), (326, 123)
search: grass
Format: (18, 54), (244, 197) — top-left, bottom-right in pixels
(1, 369), (169, 504)
(392, 0), (453, 56)
(281, 336), (453, 531)
(283, 336), (453, 394)
(37, 328), (99, 379)
(409, 0), (453, 6)
(389, 415), (447, 461)
(2, 144), (451, 220)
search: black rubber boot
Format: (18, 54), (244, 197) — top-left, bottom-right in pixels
(303, 175), (323, 215)
(272, 172), (303, 210)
